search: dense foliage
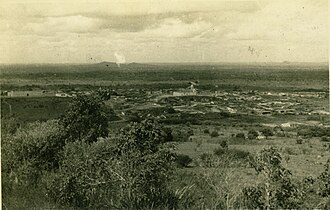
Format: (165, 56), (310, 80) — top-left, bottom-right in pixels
(59, 91), (110, 144)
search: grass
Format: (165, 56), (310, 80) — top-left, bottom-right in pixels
(1, 97), (71, 124)
(175, 134), (330, 179)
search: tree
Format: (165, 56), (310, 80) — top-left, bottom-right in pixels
(260, 128), (273, 139)
(242, 147), (303, 209)
(113, 119), (177, 209)
(59, 91), (109, 144)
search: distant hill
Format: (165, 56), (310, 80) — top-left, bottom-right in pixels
(95, 62), (156, 68)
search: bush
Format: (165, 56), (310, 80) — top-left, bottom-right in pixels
(260, 128), (273, 139)
(214, 147), (226, 156)
(246, 147), (303, 209)
(235, 186), (264, 209)
(236, 133), (246, 139)
(321, 136), (330, 142)
(219, 139), (228, 149)
(248, 130), (258, 140)
(176, 154), (193, 168)
(203, 129), (210, 134)
(317, 159), (330, 197)
(2, 120), (62, 182)
(49, 119), (177, 209)
(210, 131), (219, 138)
(213, 147), (250, 162)
(228, 149), (250, 160)
(163, 127), (174, 142)
(59, 93), (109, 144)
(47, 140), (120, 208)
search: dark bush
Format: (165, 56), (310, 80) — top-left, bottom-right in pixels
(210, 131), (219, 138)
(321, 136), (330, 142)
(236, 133), (246, 139)
(228, 149), (250, 160)
(260, 128), (273, 139)
(214, 147), (250, 161)
(163, 127), (174, 142)
(219, 140), (228, 149)
(176, 154), (193, 168)
(214, 147), (226, 156)
(203, 129), (210, 134)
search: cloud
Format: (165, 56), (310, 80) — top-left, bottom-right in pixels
(23, 15), (102, 34)
(0, 0), (327, 63)
(225, 0), (328, 44)
(0, 0), (259, 18)
(141, 18), (213, 38)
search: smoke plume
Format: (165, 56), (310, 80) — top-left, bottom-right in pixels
(114, 52), (126, 67)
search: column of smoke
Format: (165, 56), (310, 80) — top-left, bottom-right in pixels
(114, 52), (126, 67)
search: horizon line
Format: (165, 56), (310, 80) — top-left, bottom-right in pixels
(0, 61), (328, 65)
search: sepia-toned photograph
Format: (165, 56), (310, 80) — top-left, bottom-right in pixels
(1, 0), (329, 209)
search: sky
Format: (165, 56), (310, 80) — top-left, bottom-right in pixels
(0, 0), (328, 64)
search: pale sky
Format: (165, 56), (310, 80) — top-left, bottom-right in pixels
(0, 0), (328, 63)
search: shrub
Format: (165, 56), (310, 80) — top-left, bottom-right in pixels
(219, 139), (228, 149)
(235, 186), (264, 209)
(163, 127), (174, 142)
(296, 138), (303, 144)
(1, 115), (20, 135)
(246, 147), (303, 209)
(260, 128), (273, 139)
(321, 136), (330, 142)
(317, 159), (330, 197)
(2, 120), (62, 183)
(59, 93), (109, 144)
(235, 133), (246, 139)
(47, 141), (121, 208)
(49, 119), (177, 209)
(112, 119), (177, 209)
(228, 149), (250, 160)
(214, 147), (226, 156)
(213, 147), (250, 163)
(176, 154), (193, 168)
(248, 130), (258, 140)
(203, 129), (210, 134)
(210, 131), (219, 138)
